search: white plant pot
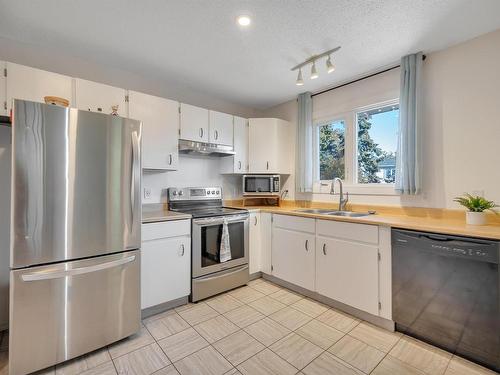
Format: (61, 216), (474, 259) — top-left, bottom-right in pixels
(466, 211), (487, 225)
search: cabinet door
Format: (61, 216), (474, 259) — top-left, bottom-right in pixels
(316, 236), (379, 315)
(209, 110), (233, 146)
(248, 118), (277, 173)
(5, 62), (72, 114)
(129, 91), (179, 170)
(233, 116), (248, 173)
(0, 62), (5, 116)
(75, 78), (127, 116)
(180, 103), (209, 142)
(260, 213), (273, 274)
(141, 236), (191, 309)
(249, 212), (261, 274)
(272, 227), (315, 290)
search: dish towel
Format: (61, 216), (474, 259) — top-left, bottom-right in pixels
(219, 218), (232, 263)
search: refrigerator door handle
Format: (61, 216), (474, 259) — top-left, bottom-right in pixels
(21, 255), (136, 282)
(130, 131), (140, 233)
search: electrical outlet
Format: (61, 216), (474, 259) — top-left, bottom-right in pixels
(144, 187), (152, 200)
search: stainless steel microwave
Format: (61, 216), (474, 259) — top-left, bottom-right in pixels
(243, 175), (280, 196)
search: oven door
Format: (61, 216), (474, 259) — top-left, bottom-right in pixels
(192, 214), (249, 278)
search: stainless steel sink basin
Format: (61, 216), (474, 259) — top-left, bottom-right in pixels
(294, 208), (337, 214)
(294, 209), (373, 217)
(327, 211), (372, 217)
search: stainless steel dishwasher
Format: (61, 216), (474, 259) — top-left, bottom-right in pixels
(392, 229), (500, 372)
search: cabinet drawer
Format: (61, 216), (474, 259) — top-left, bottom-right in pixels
(317, 220), (378, 244)
(142, 220), (191, 241)
(273, 214), (315, 233)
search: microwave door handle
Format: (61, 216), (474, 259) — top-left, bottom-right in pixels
(21, 255), (136, 282)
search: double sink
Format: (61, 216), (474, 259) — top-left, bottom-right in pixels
(293, 208), (373, 218)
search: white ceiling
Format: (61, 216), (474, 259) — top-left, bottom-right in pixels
(1, 0), (500, 109)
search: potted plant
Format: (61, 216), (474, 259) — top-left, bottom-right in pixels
(454, 193), (498, 225)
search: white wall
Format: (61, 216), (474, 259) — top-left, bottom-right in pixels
(263, 28), (500, 209)
(142, 156), (242, 203)
(0, 36), (261, 119)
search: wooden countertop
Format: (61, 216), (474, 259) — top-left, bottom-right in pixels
(225, 202), (500, 240)
(142, 204), (192, 223)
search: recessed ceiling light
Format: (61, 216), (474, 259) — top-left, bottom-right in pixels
(237, 15), (251, 26)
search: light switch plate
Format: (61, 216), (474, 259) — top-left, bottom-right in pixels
(144, 187), (152, 200)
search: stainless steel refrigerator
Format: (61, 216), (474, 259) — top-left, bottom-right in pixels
(8, 99), (142, 375)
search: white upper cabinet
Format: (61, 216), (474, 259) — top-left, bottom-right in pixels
(74, 78), (127, 116)
(0, 62), (5, 116)
(221, 116), (248, 174)
(128, 91), (179, 171)
(5, 62), (72, 114)
(248, 118), (292, 174)
(179, 103), (209, 142)
(209, 110), (233, 146)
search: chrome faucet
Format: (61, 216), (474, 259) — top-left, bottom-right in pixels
(330, 178), (349, 211)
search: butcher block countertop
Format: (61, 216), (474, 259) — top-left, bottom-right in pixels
(225, 200), (500, 240)
(142, 204), (191, 223)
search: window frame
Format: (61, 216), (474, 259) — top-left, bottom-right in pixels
(313, 99), (400, 196)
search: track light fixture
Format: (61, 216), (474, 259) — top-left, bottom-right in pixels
(291, 46), (340, 84)
(296, 69), (304, 86)
(310, 62), (318, 79)
(326, 55), (335, 73)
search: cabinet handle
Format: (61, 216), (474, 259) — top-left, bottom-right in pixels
(266, 161), (269, 170)
(168, 154), (172, 165)
(322, 244), (327, 255)
(238, 161), (242, 170)
(215, 130), (219, 140)
(180, 244), (185, 256)
(199, 128), (204, 138)
(254, 216), (258, 226)
(305, 240), (309, 251)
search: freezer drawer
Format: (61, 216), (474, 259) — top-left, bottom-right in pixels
(9, 250), (141, 375)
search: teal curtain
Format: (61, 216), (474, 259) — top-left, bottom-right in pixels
(396, 53), (423, 194)
(296, 92), (313, 193)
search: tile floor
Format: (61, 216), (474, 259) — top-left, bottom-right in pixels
(0, 278), (497, 375)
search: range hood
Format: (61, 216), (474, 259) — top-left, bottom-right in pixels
(179, 139), (235, 157)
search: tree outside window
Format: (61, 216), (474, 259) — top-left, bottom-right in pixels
(357, 105), (399, 184)
(319, 120), (345, 181)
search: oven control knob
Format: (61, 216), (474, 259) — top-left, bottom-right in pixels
(216, 190), (220, 195)
(178, 190), (184, 196)
(172, 191), (178, 196)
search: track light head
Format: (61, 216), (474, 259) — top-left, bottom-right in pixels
(310, 62), (318, 79)
(326, 55), (335, 73)
(296, 69), (304, 86)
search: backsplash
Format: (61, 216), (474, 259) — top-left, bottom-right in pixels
(142, 154), (242, 203)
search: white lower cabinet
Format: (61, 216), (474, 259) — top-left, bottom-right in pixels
(141, 220), (191, 310)
(316, 236), (379, 316)
(249, 212), (261, 274)
(260, 212), (273, 274)
(272, 215), (315, 290)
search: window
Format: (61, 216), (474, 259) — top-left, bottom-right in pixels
(314, 100), (399, 193)
(318, 120), (345, 180)
(356, 104), (399, 184)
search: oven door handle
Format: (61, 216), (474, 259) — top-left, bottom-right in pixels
(193, 214), (249, 225)
(195, 265), (249, 283)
